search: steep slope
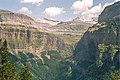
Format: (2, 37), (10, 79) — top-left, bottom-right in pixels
(0, 10), (35, 25)
(0, 10), (65, 56)
(0, 9), (93, 80)
(0, 25), (65, 54)
(98, 1), (120, 23)
(50, 18), (93, 45)
(73, 1), (120, 80)
(0, 9), (93, 56)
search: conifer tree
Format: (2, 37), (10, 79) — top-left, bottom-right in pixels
(0, 40), (32, 80)
(0, 40), (17, 80)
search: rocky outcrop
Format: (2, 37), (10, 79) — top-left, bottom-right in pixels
(0, 10), (75, 80)
(50, 19), (93, 35)
(0, 9), (93, 45)
(0, 10), (35, 24)
(74, 22), (119, 61)
(0, 10), (67, 57)
(98, 1), (120, 23)
(73, 1), (120, 79)
(0, 25), (65, 56)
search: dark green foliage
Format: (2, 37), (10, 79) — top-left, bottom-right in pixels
(0, 40), (10, 64)
(0, 40), (32, 80)
(73, 19), (120, 80)
(77, 44), (119, 80)
(0, 62), (17, 80)
(27, 30), (31, 43)
(18, 64), (32, 80)
(103, 70), (120, 80)
(12, 50), (72, 80)
(0, 40), (17, 80)
(97, 44), (118, 68)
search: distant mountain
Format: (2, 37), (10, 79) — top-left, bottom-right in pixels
(0, 9), (95, 80)
(0, 10), (94, 43)
(34, 18), (60, 25)
(73, 16), (98, 24)
(50, 18), (93, 35)
(0, 9), (35, 24)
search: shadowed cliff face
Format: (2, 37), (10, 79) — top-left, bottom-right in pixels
(73, 21), (120, 80)
(74, 22), (119, 61)
(73, 2), (120, 79)
(98, 1), (120, 23)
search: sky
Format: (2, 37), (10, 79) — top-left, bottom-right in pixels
(0, 0), (120, 21)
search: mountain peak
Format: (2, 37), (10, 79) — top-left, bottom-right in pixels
(73, 16), (97, 24)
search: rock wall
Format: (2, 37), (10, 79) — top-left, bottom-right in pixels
(73, 1), (120, 79)
(0, 25), (65, 56)
(0, 10), (34, 24)
(98, 1), (120, 23)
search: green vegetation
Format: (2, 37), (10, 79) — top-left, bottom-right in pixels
(27, 30), (31, 44)
(17, 64), (32, 80)
(75, 44), (120, 80)
(9, 50), (73, 80)
(0, 40), (32, 80)
(0, 4), (119, 80)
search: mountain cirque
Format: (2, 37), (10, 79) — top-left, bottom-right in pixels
(0, 9), (94, 57)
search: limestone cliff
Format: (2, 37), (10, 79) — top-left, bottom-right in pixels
(0, 10), (35, 24)
(0, 9), (93, 58)
(0, 25), (65, 56)
(0, 10), (66, 58)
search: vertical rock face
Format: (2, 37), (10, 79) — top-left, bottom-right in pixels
(73, 1), (120, 79)
(74, 23), (118, 61)
(0, 25), (65, 55)
(73, 23), (120, 80)
(0, 10), (67, 57)
(0, 10), (74, 80)
(0, 9), (93, 58)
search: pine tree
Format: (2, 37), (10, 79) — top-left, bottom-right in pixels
(0, 39), (32, 80)
(0, 40), (17, 80)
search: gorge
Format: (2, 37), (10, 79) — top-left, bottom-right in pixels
(0, 1), (120, 80)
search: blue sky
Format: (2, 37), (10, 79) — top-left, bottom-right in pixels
(0, 0), (119, 21)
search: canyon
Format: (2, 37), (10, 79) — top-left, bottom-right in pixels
(0, 1), (120, 80)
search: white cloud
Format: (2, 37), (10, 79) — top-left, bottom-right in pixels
(21, 0), (44, 6)
(71, 0), (120, 21)
(43, 7), (66, 17)
(18, 7), (32, 14)
(81, 3), (102, 21)
(71, 0), (102, 21)
(90, 4), (102, 14)
(71, 0), (93, 14)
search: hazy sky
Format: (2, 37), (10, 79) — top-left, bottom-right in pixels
(0, 0), (119, 21)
